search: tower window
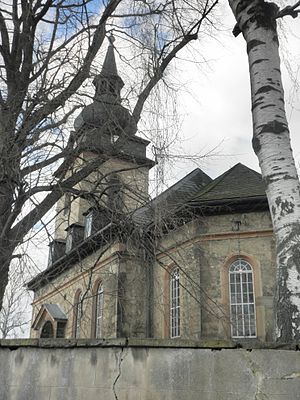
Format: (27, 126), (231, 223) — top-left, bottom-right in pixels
(65, 224), (84, 253)
(100, 79), (107, 93)
(229, 259), (256, 338)
(48, 239), (66, 266)
(84, 211), (93, 239)
(170, 267), (180, 338)
(63, 193), (72, 216)
(48, 246), (53, 267)
(65, 230), (73, 253)
(108, 81), (116, 94)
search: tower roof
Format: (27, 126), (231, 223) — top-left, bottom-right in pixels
(74, 35), (134, 135)
(92, 34), (124, 97)
(100, 34), (119, 77)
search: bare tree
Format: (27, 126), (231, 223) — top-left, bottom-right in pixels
(0, 0), (219, 311)
(228, 0), (300, 341)
(0, 264), (31, 338)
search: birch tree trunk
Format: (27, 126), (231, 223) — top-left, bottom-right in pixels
(229, 0), (300, 342)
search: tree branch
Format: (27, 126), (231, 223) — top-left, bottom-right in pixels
(277, 1), (300, 18)
(10, 155), (108, 245)
(26, 0), (121, 132)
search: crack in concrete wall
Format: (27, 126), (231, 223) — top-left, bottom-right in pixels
(281, 371), (300, 379)
(243, 352), (269, 400)
(0, 343), (299, 399)
(112, 347), (127, 400)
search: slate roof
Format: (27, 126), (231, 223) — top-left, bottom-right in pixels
(133, 167), (212, 225)
(189, 163), (266, 206)
(43, 304), (68, 321)
(31, 303), (68, 329)
(27, 163), (268, 292)
(134, 163), (267, 225)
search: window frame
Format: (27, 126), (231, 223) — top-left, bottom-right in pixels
(65, 230), (73, 253)
(47, 244), (53, 266)
(74, 290), (82, 338)
(170, 267), (180, 338)
(63, 192), (72, 216)
(94, 283), (104, 339)
(84, 211), (93, 239)
(229, 259), (257, 338)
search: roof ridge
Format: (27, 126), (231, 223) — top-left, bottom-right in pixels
(191, 164), (235, 199)
(151, 167), (210, 204)
(189, 163), (262, 202)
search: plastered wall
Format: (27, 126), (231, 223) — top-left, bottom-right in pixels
(0, 339), (299, 400)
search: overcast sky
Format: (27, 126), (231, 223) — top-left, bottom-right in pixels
(161, 3), (300, 184)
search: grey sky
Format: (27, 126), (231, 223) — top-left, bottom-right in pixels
(167, 3), (300, 182)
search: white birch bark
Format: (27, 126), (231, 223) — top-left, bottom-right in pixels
(229, 0), (300, 341)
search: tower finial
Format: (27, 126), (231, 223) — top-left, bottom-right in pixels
(108, 33), (115, 45)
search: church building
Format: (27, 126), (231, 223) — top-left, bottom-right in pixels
(28, 38), (276, 342)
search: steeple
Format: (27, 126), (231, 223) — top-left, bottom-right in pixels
(101, 34), (118, 76)
(74, 34), (136, 135)
(93, 34), (124, 103)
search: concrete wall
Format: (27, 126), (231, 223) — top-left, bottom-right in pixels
(0, 339), (299, 400)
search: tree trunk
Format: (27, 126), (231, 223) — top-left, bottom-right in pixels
(229, 0), (300, 341)
(0, 243), (14, 312)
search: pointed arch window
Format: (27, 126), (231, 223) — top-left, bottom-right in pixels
(170, 267), (180, 338)
(100, 79), (107, 93)
(108, 80), (116, 94)
(74, 290), (82, 338)
(94, 283), (104, 339)
(229, 259), (256, 338)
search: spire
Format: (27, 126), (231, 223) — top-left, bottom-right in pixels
(74, 33), (137, 136)
(93, 34), (124, 102)
(101, 34), (118, 77)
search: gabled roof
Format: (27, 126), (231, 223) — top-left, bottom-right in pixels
(190, 163), (266, 205)
(133, 167), (212, 225)
(28, 163), (268, 292)
(32, 303), (68, 330)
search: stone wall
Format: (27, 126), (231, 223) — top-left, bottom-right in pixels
(154, 210), (275, 341)
(31, 209), (276, 342)
(0, 339), (299, 400)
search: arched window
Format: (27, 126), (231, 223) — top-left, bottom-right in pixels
(170, 267), (180, 338)
(107, 174), (122, 211)
(40, 321), (54, 338)
(74, 290), (82, 338)
(94, 283), (104, 339)
(229, 259), (256, 338)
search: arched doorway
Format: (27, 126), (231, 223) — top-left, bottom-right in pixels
(40, 321), (54, 338)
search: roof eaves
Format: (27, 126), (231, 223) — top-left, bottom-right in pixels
(27, 222), (116, 290)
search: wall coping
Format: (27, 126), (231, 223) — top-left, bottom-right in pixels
(0, 338), (299, 350)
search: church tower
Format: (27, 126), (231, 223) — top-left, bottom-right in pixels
(30, 36), (154, 340)
(53, 35), (154, 244)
